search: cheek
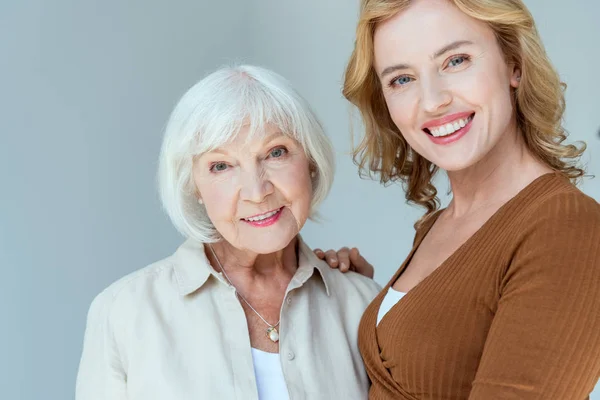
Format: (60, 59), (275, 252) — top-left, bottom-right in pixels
(197, 178), (238, 222)
(271, 163), (312, 212)
(386, 91), (417, 130)
(465, 68), (515, 134)
(385, 91), (426, 150)
(278, 169), (312, 201)
(456, 62), (512, 108)
(459, 73), (493, 106)
(491, 77), (515, 116)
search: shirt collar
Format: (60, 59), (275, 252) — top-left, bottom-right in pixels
(172, 236), (331, 297)
(172, 239), (215, 296)
(295, 237), (331, 296)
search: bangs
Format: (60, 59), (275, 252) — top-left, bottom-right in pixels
(185, 70), (309, 156)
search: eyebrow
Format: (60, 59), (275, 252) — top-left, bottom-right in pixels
(380, 63), (411, 79)
(262, 131), (287, 145)
(433, 40), (473, 59)
(379, 40), (474, 78)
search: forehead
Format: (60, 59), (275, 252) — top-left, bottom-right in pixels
(373, 0), (494, 69)
(226, 123), (285, 148)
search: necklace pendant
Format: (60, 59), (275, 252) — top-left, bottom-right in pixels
(266, 326), (279, 343)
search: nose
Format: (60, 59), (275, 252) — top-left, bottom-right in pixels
(239, 166), (274, 203)
(420, 75), (452, 114)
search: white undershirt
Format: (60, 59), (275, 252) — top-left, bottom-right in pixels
(377, 287), (407, 325)
(251, 348), (290, 400)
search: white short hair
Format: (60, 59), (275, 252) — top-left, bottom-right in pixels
(157, 65), (335, 242)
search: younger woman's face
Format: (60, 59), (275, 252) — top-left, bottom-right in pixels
(374, 0), (521, 172)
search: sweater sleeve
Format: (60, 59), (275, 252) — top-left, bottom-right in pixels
(76, 290), (128, 400)
(469, 193), (600, 399)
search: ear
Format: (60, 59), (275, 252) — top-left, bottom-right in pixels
(309, 163), (317, 178)
(195, 189), (203, 205)
(510, 66), (521, 88)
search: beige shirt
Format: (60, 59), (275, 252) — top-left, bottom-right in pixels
(76, 237), (381, 400)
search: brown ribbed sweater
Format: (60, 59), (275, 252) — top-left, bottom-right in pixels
(359, 173), (600, 399)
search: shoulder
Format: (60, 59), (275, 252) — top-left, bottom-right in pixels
(298, 238), (382, 303)
(320, 261), (382, 298)
(506, 177), (600, 277)
(522, 177), (600, 231)
(311, 261), (382, 325)
(85, 253), (177, 327)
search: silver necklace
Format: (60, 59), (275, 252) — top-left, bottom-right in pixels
(208, 244), (281, 343)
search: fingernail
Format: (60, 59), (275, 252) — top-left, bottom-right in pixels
(340, 262), (346, 270)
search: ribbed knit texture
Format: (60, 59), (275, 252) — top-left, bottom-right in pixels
(359, 172), (600, 400)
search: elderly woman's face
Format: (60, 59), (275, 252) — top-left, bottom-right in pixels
(193, 124), (313, 253)
(373, 0), (520, 172)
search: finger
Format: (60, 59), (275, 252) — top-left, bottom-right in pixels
(350, 247), (364, 264)
(337, 247), (351, 272)
(324, 250), (339, 268)
(313, 248), (325, 259)
(350, 247), (374, 279)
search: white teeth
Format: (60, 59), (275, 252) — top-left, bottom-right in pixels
(245, 209), (280, 222)
(429, 115), (473, 137)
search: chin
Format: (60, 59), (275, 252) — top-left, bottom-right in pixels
(417, 145), (486, 173)
(240, 222), (302, 255)
(436, 159), (478, 172)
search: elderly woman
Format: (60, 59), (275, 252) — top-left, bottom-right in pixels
(75, 65), (380, 400)
(321, 0), (600, 398)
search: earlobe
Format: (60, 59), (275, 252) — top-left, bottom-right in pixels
(511, 67), (522, 88)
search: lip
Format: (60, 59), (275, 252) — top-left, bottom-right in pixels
(427, 114), (474, 145)
(243, 208), (282, 220)
(421, 111), (475, 131)
(242, 207), (284, 228)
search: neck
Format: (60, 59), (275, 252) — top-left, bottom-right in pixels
(446, 119), (552, 218)
(206, 237), (298, 282)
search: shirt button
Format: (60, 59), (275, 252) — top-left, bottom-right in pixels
(286, 297), (292, 305)
(287, 351), (295, 360)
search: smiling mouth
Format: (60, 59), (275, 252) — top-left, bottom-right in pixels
(423, 113), (475, 137)
(242, 207), (283, 222)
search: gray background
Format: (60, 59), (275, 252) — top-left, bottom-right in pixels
(1, 0), (598, 399)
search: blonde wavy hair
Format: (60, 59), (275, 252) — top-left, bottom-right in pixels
(343, 0), (586, 223)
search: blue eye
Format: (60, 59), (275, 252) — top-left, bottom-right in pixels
(447, 55), (468, 68)
(391, 75), (413, 87)
(270, 147), (287, 158)
(210, 162), (228, 172)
